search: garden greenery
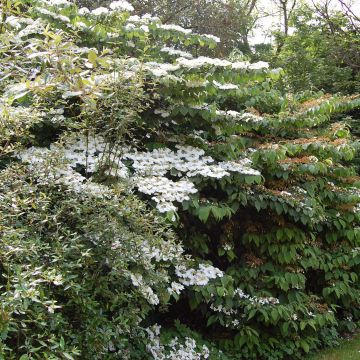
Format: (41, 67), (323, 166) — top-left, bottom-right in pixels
(0, 0), (360, 359)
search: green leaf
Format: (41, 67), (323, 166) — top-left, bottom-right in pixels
(300, 340), (310, 353)
(216, 287), (225, 297)
(63, 353), (75, 360)
(88, 50), (98, 66)
(198, 206), (211, 223)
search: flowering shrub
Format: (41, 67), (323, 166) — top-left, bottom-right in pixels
(1, 0), (360, 359)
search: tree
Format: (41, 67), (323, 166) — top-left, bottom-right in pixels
(274, 1), (360, 93)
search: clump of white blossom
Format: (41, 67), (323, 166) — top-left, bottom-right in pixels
(146, 325), (210, 360)
(36, 7), (71, 23)
(135, 176), (197, 213)
(157, 24), (192, 35)
(234, 288), (280, 305)
(127, 14), (160, 23)
(161, 46), (193, 59)
(91, 7), (109, 16)
(17, 133), (261, 213)
(38, 0), (71, 7)
(175, 264), (223, 286)
(78, 7), (90, 15)
(109, 0), (134, 12)
(176, 57), (269, 71)
(167, 282), (185, 296)
(17, 18), (45, 38)
(130, 273), (160, 305)
(213, 80), (238, 90)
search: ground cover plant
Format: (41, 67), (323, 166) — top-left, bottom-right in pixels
(307, 332), (360, 360)
(0, 0), (360, 359)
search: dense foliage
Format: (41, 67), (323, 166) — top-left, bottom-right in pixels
(0, 0), (360, 359)
(275, 5), (360, 94)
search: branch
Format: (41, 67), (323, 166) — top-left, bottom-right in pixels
(162, 3), (193, 24)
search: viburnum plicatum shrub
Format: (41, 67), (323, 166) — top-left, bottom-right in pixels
(1, 0), (360, 359)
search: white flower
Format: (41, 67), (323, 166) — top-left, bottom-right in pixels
(140, 25), (149, 32)
(161, 46), (193, 59)
(109, 0), (134, 12)
(78, 7), (90, 15)
(157, 24), (192, 35)
(36, 7), (70, 23)
(75, 21), (88, 29)
(146, 326), (211, 359)
(213, 80), (238, 90)
(175, 264), (223, 286)
(177, 56), (232, 69)
(18, 18), (44, 38)
(125, 23), (136, 31)
(41, 0), (71, 6)
(167, 282), (185, 296)
(248, 61), (269, 70)
(234, 288), (279, 306)
(91, 7), (109, 16)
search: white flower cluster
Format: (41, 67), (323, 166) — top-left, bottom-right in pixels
(17, 18), (45, 38)
(17, 146), (111, 197)
(135, 176), (197, 213)
(38, 0), (71, 7)
(210, 303), (237, 316)
(248, 61), (270, 70)
(91, 7), (109, 16)
(234, 288), (280, 306)
(90, 2), (135, 16)
(177, 56), (232, 69)
(146, 325), (210, 360)
(213, 80), (238, 90)
(167, 338), (209, 360)
(142, 240), (184, 262)
(176, 57), (269, 71)
(161, 46), (193, 59)
(127, 14), (160, 23)
(130, 273), (159, 305)
(36, 7), (71, 23)
(18, 133), (259, 213)
(216, 109), (264, 124)
(57, 135), (106, 171)
(188, 104), (264, 125)
(175, 264), (223, 286)
(127, 58), (269, 82)
(109, 0), (134, 11)
(144, 62), (180, 77)
(111, 237), (184, 268)
(157, 24), (192, 35)
(167, 281), (185, 296)
(59, 135), (129, 178)
(78, 7), (90, 15)
(219, 160), (261, 176)
(5, 15), (34, 29)
(125, 145), (260, 178)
